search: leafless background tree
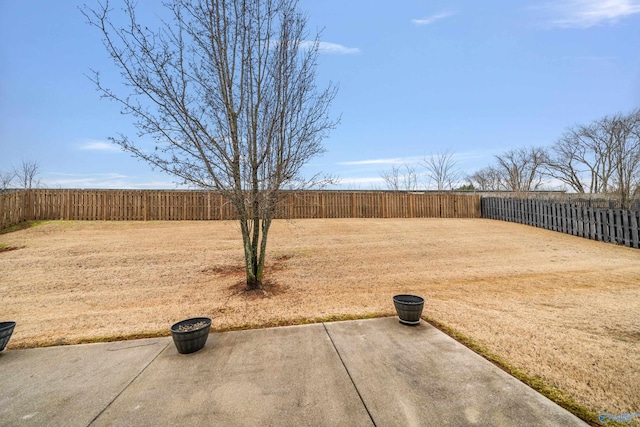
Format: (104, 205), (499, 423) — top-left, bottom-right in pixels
(13, 160), (42, 190)
(380, 163), (418, 191)
(1, 169), (15, 191)
(83, 0), (338, 289)
(494, 147), (547, 194)
(606, 110), (640, 209)
(545, 109), (640, 208)
(422, 149), (461, 191)
(466, 147), (546, 193)
(466, 166), (503, 191)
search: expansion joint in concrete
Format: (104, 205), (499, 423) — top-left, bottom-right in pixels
(323, 323), (377, 427)
(86, 340), (172, 426)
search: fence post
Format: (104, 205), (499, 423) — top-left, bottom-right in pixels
(530, 199), (535, 226)
(351, 192), (356, 218)
(587, 207), (594, 240)
(614, 210), (622, 244)
(494, 197), (498, 220)
(503, 198), (508, 221)
(630, 211), (639, 248)
(143, 191), (148, 221)
(622, 210), (630, 247)
(582, 206), (589, 237)
(491, 197), (496, 219)
(321, 193), (326, 219)
(607, 209), (615, 243)
(409, 193), (414, 218)
(26, 189), (33, 221)
(601, 209), (609, 243)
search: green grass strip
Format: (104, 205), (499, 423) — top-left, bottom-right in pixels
(0, 220), (48, 234)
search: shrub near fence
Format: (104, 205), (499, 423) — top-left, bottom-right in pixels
(0, 189), (481, 231)
(482, 197), (640, 249)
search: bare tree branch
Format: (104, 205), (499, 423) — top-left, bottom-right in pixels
(1, 169), (15, 191)
(13, 160), (42, 189)
(379, 163), (418, 191)
(380, 165), (400, 191)
(466, 166), (501, 191)
(82, 0), (338, 289)
(494, 147), (547, 194)
(423, 149), (461, 191)
(545, 109), (640, 208)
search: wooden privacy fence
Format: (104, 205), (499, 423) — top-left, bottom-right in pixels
(482, 197), (640, 249)
(0, 189), (481, 230)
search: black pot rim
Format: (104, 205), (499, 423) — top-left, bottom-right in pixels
(0, 321), (16, 331)
(171, 317), (212, 334)
(393, 294), (424, 304)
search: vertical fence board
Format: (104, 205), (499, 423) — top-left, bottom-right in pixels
(632, 213), (640, 248)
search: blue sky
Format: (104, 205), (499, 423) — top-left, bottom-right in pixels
(1, 0), (639, 189)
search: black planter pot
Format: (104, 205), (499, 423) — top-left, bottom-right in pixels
(0, 321), (16, 352)
(170, 317), (212, 354)
(393, 295), (424, 326)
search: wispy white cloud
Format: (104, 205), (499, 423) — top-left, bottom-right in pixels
(45, 172), (178, 189)
(337, 156), (422, 166)
(338, 177), (386, 185)
(539, 0), (640, 28)
(333, 176), (386, 189)
(299, 40), (360, 54)
(412, 11), (456, 26)
(78, 140), (121, 152)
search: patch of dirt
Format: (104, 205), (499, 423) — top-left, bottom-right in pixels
(227, 279), (289, 300)
(202, 254), (293, 277)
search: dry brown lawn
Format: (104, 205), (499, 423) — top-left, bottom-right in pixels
(1, 219), (639, 420)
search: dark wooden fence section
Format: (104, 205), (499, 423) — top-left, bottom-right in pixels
(0, 189), (481, 230)
(482, 197), (640, 249)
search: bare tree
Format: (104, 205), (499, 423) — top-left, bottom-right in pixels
(1, 169), (15, 191)
(609, 109), (640, 209)
(546, 119), (615, 194)
(544, 130), (590, 194)
(466, 166), (503, 191)
(422, 149), (461, 191)
(13, 160), (42, 189)
(83, 0), (338, 289)
(545, 109), (640, 208)
(380, 163), (418, 191)
(494, 147), (547, 194)
(628, 110), (640, 203)
(380, 165), (400, 191)
(468, 148), (545, 193)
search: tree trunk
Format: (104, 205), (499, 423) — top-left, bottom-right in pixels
(239, 213), (262, 290)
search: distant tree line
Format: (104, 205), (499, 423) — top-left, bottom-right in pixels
(380, 109), (640, 209)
